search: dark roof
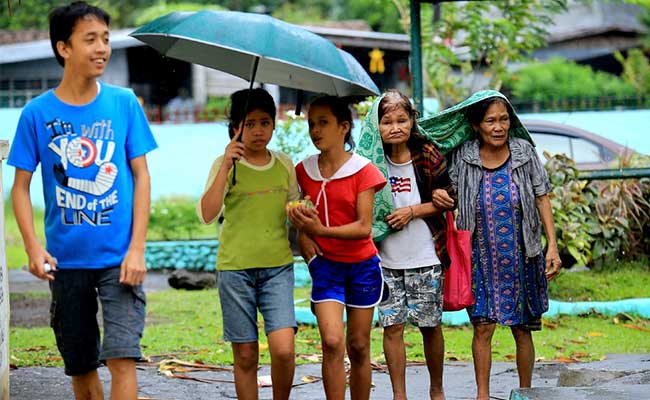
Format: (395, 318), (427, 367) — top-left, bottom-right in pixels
(0, 29), (48, 45)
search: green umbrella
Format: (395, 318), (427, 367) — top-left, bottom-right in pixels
(130, 10), (379, 97)
(131, 10), (379, 184)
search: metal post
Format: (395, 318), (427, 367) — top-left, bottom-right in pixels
(579, 168), (650, 181)
(410, 0), (424, 115)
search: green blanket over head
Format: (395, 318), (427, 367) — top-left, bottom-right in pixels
(356, 90), (533, 242)
(356, 94), (395, 242)
(417, 89), (534, 154)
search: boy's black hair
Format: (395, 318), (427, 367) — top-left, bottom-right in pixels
(465, 96), (514, 127)
(309, 96), (355, 151)
(49, 1), (111, 67)
(228, 88), (276, 139)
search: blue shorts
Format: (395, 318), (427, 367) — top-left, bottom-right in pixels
(308, 255), (384, 308)
(49, 267), (146, 376)
(218, 264), (297, 343)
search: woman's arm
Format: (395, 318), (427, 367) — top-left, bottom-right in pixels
(384, 202), (437, 231)
(288, 188), (375, 240)
(536, 194), (561, 280)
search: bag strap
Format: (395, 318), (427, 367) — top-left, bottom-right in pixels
(446, 210), (456, 233)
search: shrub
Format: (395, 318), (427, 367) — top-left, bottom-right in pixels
(591, 152), (650, 261)
(505, 57), (636, 102)
(269, 110), (311, 164)
(149, 196), (212, 241)
(615, 49), (650, 96)
(544, 152), (596, 267)
(544, 152), (650, 268)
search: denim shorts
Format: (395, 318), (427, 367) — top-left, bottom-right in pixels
(49, 267), (146, 376)
(218, 264), (297, 343)
(378, 265), (443, 328)
(308, 255), (384, 308)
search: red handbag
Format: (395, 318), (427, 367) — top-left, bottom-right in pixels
(443, 210), (475, 311)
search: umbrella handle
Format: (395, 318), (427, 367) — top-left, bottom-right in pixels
(231, 159), (237, 186)
(231, 56), (261, 187)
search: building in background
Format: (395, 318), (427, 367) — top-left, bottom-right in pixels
(0, 0), (645, 119)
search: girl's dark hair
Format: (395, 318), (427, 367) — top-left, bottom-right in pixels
(309, 96), (355, 150)
(227, 88), (276, 139)
(465, 96), (514, 126)
(379, 89), (429, 153)
(49, 1), (111, 67)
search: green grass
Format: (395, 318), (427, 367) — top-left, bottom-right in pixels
(10, 273), (650, 368)
(2, 198), (219, 269)
(4, 200), (45, 270)
(5, 197), (650, 367)
(548, 260), (650, 301)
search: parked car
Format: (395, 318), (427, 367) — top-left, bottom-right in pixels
(522, 119), (632, 170)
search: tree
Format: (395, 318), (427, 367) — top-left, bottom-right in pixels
(390, 0), (568, 106)
(131, 2), (224, 26)
(615, 49), (650, 95)
(1, 1), (57, 30)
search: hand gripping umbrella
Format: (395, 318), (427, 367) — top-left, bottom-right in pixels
(131, 10), (379, 183)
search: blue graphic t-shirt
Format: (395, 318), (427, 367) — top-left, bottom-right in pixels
(8, 82), (158, 269)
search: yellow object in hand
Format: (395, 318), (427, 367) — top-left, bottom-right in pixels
(286, 199), (314, 209)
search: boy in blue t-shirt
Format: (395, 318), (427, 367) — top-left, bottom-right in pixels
(8, 2), (157, 398)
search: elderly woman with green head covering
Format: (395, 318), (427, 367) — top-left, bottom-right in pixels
(423, 91), (561, 400)
(357, 90), (456, 400)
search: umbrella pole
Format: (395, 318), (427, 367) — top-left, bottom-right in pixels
(232, 56), (261, 186)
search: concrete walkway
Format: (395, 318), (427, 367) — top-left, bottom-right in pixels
(8, 360), (560, 400)
(9, 354), (650, 399)
(8, 270), (650, 399)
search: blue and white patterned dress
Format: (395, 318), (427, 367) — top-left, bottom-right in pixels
(468, 156), (549, 327)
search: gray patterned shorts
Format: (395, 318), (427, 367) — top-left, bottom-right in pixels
(378, 265), (444, 328)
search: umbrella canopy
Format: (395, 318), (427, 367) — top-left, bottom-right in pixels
(130, 10), (379, 97)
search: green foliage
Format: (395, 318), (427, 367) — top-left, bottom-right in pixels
(389, 0), (568, 105)
(11, 264), (650, 368)
(271, 0), (401, 32)
(548, 259), (650, 301)
(268, 111), (311, 163)
(593, 153), (650, 260)
(148, 196), (214, 240)
(4, 197), (45, 270)
(340, 0), (402, 33)
(0, 0), (58, 29)
(131, 2), (224, 26)
(544, 152), (650, 268)
(199, 96), (229, 121)
(615, 49), (650, 95)
(2, 0), (404, 34)
(352, 96), (375, 120)
(545, 152), (596, 267)
(506, 57), (636, 101)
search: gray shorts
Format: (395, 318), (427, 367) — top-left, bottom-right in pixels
(378, 265), (443, 328)
(218, 264), (297, 343)
(49, 266), (146, 376)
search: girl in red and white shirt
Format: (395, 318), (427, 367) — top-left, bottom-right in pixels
(288, 96), (386, 400)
